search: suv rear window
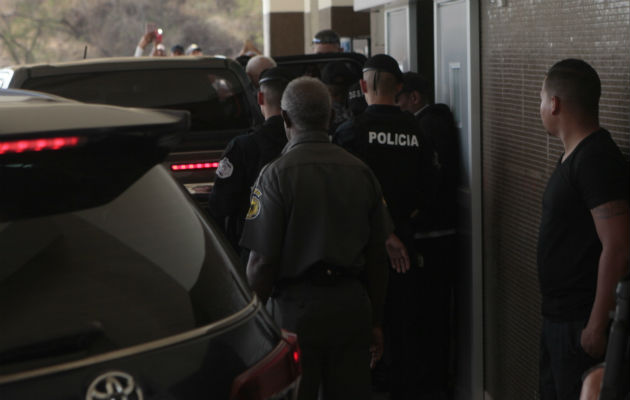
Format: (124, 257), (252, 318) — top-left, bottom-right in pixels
(0, 165), (249, 374)
(21, 69), (251, 132)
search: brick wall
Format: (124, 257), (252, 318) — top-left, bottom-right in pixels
(481, 1), (630, 399)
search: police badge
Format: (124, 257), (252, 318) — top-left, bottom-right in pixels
(216, 157), (234, 179)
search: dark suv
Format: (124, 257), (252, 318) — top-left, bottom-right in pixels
(0, 90), (301, 399)
(0, 53), (366, 205)
(0, 57), (262, 204)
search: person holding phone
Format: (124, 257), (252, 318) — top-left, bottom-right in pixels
(134, 23), (166, 57)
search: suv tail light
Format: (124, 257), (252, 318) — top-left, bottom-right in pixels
(230, 330), (302, 400)
(0, 136), (83, 154)
(170, 162), (219, 171)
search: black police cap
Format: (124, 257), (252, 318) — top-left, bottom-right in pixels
(312, 29), (340, 44)
(362, 54), (403, 82)
(258, 67), (296, 85)
(321, 61), (357, 86)
(400, 72), (431, 96)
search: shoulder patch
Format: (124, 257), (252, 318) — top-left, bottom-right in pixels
(216, 157), (234, 179)
(245, 188), (263, 220)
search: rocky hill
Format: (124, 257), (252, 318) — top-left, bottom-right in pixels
(0, 0), (262, 66)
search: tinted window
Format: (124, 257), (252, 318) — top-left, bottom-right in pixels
(279, 60), (362, 82)
(21, 69), (251, 131)
(0, 166), (249, 374)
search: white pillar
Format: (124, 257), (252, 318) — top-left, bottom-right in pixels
(262, 0), (306, 56)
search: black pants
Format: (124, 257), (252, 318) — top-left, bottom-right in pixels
(386, 234), (455, 400)
(539, 318), (603, 400)
(269, 278), (372, 400)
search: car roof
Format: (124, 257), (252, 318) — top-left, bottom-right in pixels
(0, 88), (63, 99)
(274, 52), (367, 66)
(2, 56), (237, 77)
(0, 89), (188, 137)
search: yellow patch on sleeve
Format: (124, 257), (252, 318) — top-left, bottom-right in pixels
(245, 188), (262, 220)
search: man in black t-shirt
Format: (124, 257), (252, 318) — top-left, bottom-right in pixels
(537, 58), (629, 400)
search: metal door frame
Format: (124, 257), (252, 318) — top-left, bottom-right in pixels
(434, 1), (483, 399)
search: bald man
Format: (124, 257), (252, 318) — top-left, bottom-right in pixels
(245, 55), (277, 89)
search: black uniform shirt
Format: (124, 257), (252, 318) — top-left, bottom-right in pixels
(334, 104), (437, 230)
(415, 103), (461, 231)
(537, 128), (629, 321)
(240, 130), (394, 278)
(207, 115), (287, 250)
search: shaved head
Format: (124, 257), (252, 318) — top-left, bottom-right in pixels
(363, 70), (400, 97)
(544, 58), (600, 120)
(245, 55), (277, 88)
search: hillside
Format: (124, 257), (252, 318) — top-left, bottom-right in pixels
(0, 0), (263, 66)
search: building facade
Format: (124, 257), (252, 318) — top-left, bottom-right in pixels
(262, 1), (630, 399)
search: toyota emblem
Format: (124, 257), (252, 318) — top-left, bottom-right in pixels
(85, 371), (143, 400)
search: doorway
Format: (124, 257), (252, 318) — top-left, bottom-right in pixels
(434, 1), (483, 399)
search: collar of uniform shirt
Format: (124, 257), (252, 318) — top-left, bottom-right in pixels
(414, 104), (430, 117)
(282, 130), (330, 154)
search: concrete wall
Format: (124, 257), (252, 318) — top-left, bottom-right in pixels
(265, 0), (369, 56)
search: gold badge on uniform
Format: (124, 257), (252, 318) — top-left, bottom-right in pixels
(246, 188), (262, 220)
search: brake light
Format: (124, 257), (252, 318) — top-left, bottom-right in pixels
(170, 162), (219, 171)
(292, 350), (300, 364)
(0, 136), (81, 155)
(230, 330), (302, 400)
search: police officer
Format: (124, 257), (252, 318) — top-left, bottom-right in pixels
(312, 29), (343, 53)
(207, 67), (294, 259)
(334, 54), (438, 399)
(396, 71), (461, 397)
(321, 61), (357, 136)
(241, 76), (393, 400)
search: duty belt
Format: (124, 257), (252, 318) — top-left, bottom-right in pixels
(273, 263), (363, 295)
(413, 228), (457, 239)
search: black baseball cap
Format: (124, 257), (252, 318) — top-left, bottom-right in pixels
(258, 67), (296, 85)
(362, 54), (403, 82)
(399, 72), (430, 95)
(313, 29), (340, 45)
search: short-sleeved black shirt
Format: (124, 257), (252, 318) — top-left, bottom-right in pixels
(415, 104), (461, 231)
(239, 130), (394, 278)
(537, 128), (629, 320)
(334, 105), (437, 231)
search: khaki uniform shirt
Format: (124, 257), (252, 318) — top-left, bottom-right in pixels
(240, 130), (393, 322)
